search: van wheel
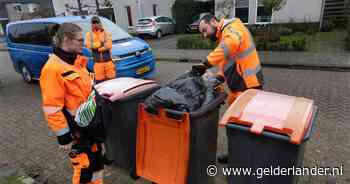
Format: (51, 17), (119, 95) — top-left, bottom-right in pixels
(21, 64), (33, 83)
(156, 30), (162, 39)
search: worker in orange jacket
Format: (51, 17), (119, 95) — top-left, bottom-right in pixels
(192, 14), (264, 163)
(86, 16), (116, 83)
(40, 23), (104, 184)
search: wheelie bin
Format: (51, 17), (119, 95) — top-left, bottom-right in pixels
(136, 92), (227, 184)
(94, 77), (160, 178)
(219, 89), (318, 184)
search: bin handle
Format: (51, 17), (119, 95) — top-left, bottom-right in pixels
(141, 104), (188, 123)
(123, 81), (158, 93)
(226, 123), (291, 143)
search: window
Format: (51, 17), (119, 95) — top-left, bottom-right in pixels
(138, 19), (153, 25)
(256, 0), (272, 23)
(126, 6), (133, 26)
(235, 0), (249, 23)
(8, 23), (55, 46)
(153, 4), (157, 16)
(155, 17), (164, 23)
(164, 17), (173, 23)
(75, 18), (131, 42)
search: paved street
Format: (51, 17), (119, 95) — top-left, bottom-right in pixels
(0, 51), (350, 183)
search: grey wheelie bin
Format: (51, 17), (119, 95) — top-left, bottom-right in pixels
(95, 77), (160, 178)
(136, 92), (227, 184)
(219, 89), (318, 184)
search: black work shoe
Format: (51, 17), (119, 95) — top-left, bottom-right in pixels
(217, 153), (228, 164)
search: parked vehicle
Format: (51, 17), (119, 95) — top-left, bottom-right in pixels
(185, 12), (211, 33)
(135, 16), (175, 39)
(6, 16), (156, 83)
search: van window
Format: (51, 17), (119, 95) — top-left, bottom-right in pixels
(75, 18), (131, 42)
(8, 23), (56, 46)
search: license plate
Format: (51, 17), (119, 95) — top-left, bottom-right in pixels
(136, 66), (150, 75)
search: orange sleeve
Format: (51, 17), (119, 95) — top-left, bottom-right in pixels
(40, 64), (72, 145)
(206, 35), (241, 66)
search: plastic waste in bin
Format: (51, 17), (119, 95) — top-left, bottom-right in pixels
(136, 92), (227, 184)
(94, 77), (160, 178)
(219, 89), (317, 184)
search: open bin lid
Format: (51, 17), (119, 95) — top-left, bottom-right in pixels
(219, 89), (315, 145)
(94, 77), (159, 102)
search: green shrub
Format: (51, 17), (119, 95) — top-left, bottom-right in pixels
(177, 34), (216, 49)
(292, 37), (307, 51)
(279, 34), (307, 51)
(278, 27), (293, 36)
(278, 37), (292, 51)
(256, 33), (307, 51)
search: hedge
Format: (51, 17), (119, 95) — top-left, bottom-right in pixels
(346, 29), (350, 50)
(177, 34), (216, 49)
(177, 33), (307, 51)
(247, 22), (319, 37)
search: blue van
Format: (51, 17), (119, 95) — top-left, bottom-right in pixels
(6, 16), (156, 83)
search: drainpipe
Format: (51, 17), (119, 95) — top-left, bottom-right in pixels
(95, 0), (100, 15)
(77, 0), (83, 15)
(319, 0), (325, 31)
(138, 0), (144, 18)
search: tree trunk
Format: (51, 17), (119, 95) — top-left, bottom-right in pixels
(95, 0), (100, 15)
(77, 0), (83, 15)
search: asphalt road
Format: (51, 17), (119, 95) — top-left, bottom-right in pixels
(0, 51), (349, 183)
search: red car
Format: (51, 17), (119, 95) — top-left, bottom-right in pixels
(185, 12), (210, 33)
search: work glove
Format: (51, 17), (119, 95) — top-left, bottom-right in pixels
(191, 64), (208, 76)
(210, 75), (225, 89)
(191, 59), (213, 76)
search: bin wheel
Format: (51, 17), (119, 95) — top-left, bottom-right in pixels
(130, 167), (140, 180)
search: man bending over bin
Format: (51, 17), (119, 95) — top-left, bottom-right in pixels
(191, 14), (265, 164)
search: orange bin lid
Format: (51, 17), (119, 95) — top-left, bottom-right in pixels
(219, 89), (314, 145)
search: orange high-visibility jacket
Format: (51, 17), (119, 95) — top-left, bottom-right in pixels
(40, 54), (93, 145)
(85, 29), (112, 62)
(206, 18), (263, 91)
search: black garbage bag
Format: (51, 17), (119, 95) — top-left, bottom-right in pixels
(145, 71), (208, 112)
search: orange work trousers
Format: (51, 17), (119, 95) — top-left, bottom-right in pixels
(70, 143), (104, 184)
(94, 61), (116, 81)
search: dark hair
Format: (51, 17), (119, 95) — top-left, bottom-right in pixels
(199, 14), (218, 24)
(54, 23), (82, 47)
(91, 16), (101, 24)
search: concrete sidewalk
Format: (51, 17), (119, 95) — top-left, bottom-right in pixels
(153, 49), (350, 70)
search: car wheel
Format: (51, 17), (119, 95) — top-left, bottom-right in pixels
(21, 64), (33, 83)
(156, 30), (162, 39)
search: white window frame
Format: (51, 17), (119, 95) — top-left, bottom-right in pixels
(255, 0), (272, 24)
(234, 0), (250, 24)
